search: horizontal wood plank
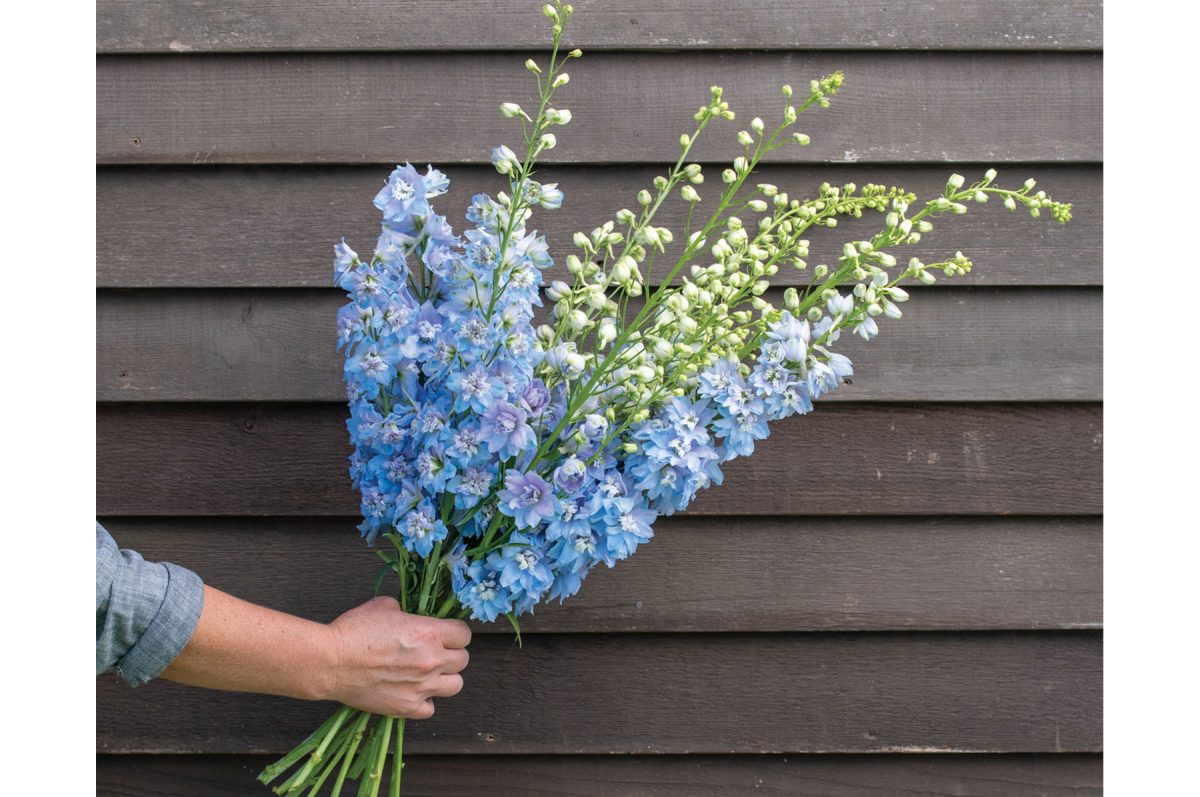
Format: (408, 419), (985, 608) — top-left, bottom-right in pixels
(96, 752), (1103, 796)
(100, 516), (1102, 632)
(97, 0), (1103, 53)
(97, 287), (1102, 403)
(96, 403), (1103, 516)
(97, 52), (1101, 164)
(96, 631), (1101, 753)
(97, 164), (1101, 288)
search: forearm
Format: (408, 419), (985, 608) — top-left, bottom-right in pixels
(161, 585), (337, 702)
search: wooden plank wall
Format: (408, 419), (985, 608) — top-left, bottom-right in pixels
(96, 2), (1103, 794)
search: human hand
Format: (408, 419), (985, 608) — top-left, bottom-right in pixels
(322, 596), (471, 719)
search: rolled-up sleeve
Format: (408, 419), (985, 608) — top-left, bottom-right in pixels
(96, 522), (205, 685)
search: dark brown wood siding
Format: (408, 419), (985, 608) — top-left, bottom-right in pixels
(96, 2), (1102, 793)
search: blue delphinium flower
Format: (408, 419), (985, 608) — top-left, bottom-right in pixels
(498, 470), (557, 530)
(374, 163), (430, 222)
(400, 499), (448, 557)
(480, 401), (536, 459)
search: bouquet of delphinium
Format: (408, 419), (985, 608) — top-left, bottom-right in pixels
(260, 3), (1072, 794)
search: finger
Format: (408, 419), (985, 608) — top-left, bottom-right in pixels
(441, 648), (469, 674)
(437, 619), (472, 649)
(428, 673), (464, 698)
(409, 699), (435, 720)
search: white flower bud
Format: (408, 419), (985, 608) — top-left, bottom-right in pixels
(611, 256), (633, 284)
(984, 168), (998, 181)
(525, 59), (542, 74)
(566, 254), (583, 274)
(784, 287), (800, 311)
(1024, 178), (1037, 190)
(737, 130), (754, 146)
(1004, 196), (1018, 211)
(547, 280), (571, 301)
(748, 199), (768, 212)
(597, 319), (617, 348)
(539, 133), (557, 150)
(552, 73), (570, 88)
(573, 231), (589, 249)
(793, 133), (811, 145)
(567, 308), (589, 331)
(947, 173), (965, 190)
(681, 185), (700, 203)
(500, 102), (522, 118)
(637, 189), (652, 206)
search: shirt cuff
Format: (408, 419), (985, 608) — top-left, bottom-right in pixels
(114, 562), (205, 686)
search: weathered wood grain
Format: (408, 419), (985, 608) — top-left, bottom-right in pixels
(101, 516), (1102, 632)
(97, 164), (1101, 288)
(96, 631), (1101, 754)
(96, 403), (1103, 516)
(96, 287), (1102, 403)
(97, 52), (1102, 164)
(96, 752), (1104, 796)
(97, 0), (1104, 53)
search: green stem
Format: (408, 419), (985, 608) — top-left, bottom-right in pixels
(259, 707), (345, 785)
(281, 705), (352, 795)
(367, 717), (394, 797)
(390, 719), (406, 797)
(331, 713), (371, 797)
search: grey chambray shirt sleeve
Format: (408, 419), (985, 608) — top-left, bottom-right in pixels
(96, 522), (205, 685)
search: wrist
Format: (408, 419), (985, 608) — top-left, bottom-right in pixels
(303, 621), (344, 703)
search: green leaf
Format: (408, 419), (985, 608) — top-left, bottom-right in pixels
(504, 612), (523, 648)
(373, 562), (391, 597)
